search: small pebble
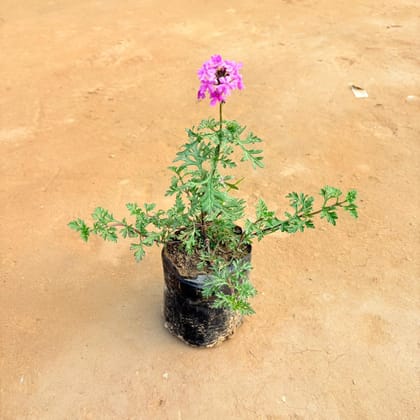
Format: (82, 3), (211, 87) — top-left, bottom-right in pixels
(406, 95), (420, 103)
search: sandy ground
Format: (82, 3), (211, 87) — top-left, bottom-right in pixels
(1, 0), (419, 419)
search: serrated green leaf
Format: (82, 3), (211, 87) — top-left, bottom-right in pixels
(142, 235), (156, 247)
(68, 219), (90, 242)
(92, 207), (115, 223)
(130, 243), (145, 261)
(240, 148), (264, 169)
(321, 208), (338, 225)
(344, 203), (358, 218)
(242, 132), (262, 144)
(144, 203), (156, 212)
(346, 189), (357, 203)
(320, 186), (342, 201)
(305, 219), (315, 229)
(126, 202), (141, 215)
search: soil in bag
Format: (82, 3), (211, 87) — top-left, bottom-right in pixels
(161, 242), (249, 347)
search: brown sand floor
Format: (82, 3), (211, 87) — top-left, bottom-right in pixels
(1, 0), (419, 418)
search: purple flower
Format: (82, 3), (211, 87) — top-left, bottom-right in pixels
(197, 55), (244, 106)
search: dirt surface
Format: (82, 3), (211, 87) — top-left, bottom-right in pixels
(1, 0), (419, 418)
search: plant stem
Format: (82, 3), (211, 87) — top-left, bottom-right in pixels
(236, 199), (350, 250)
(199, 210), (207, 244)
(211, 102), (224, 177)
(301, 199), (344, 218)
(109, 222), (143, 236)
(219, 101), (223, 131)
(260, 199), (348, 236)
(200, 102), (224, 251)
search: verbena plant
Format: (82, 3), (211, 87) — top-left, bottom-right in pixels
(69, 55), (358, 315)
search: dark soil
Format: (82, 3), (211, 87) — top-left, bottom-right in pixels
(164, 241), (204, 278)
(164, 233), (249, 278)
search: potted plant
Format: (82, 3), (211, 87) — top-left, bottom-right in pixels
(69, 55), (358, 347)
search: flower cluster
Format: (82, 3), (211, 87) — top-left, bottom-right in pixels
(197, 54), (244, 106)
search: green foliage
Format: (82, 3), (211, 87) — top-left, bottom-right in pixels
(130, 242), (145, 262)
(91, 208), (118, 242)
(245, 186), (358, 241)
(68, 219), (90, 242)
(236, 133), (264, 169)
(344, 190), (359, 218)
(320, 185), (342, 201)
(202, 257), (256, 315)
(69, 108), (359, 316)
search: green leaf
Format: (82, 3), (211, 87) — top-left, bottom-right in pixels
(165, 176), (180, 196)
(68, 219), (90, 242)
(142, 233), (158, 247)
(225, 120), (246, 136)
(224, 177), (244, 191)
(219, 157), (236, 168)
(305, 219), (315, 229)
(92, 207), (115, 223)
(178, 227), (197, 254)
(120, 222), (137, 239)
(346, 189), (357, 204)
(240, 148), (264, 169)
(320, 186), (342, 201)
(126, 202), (141, 215)
(174, 195), (186, 213)
(302, 195), (314, 214)
(344, 203), (359, 218)
(321, 208), (338, 225)
(144, 203), (156, 212)
(256, 198), (275, 219)
(198, 118), (218, 131)
(130, 243), (145, 261)
(96, 224), (118, 241)
(202, 257), (256, 315)
(201, 179), (218, 214)
(242, 132), (262, 145)
(286, 192), (299, 212)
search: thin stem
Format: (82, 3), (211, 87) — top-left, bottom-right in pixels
(302, 198), (344, 218)
(198, 102), (225, 252)
(260, 199), (348, 236)
(211, 101), (224, 177)
(236, 199), (349, 249)
(109, 222), (143, 237)
(199, 210), (207, 244)
(219, 101), (223, 131)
